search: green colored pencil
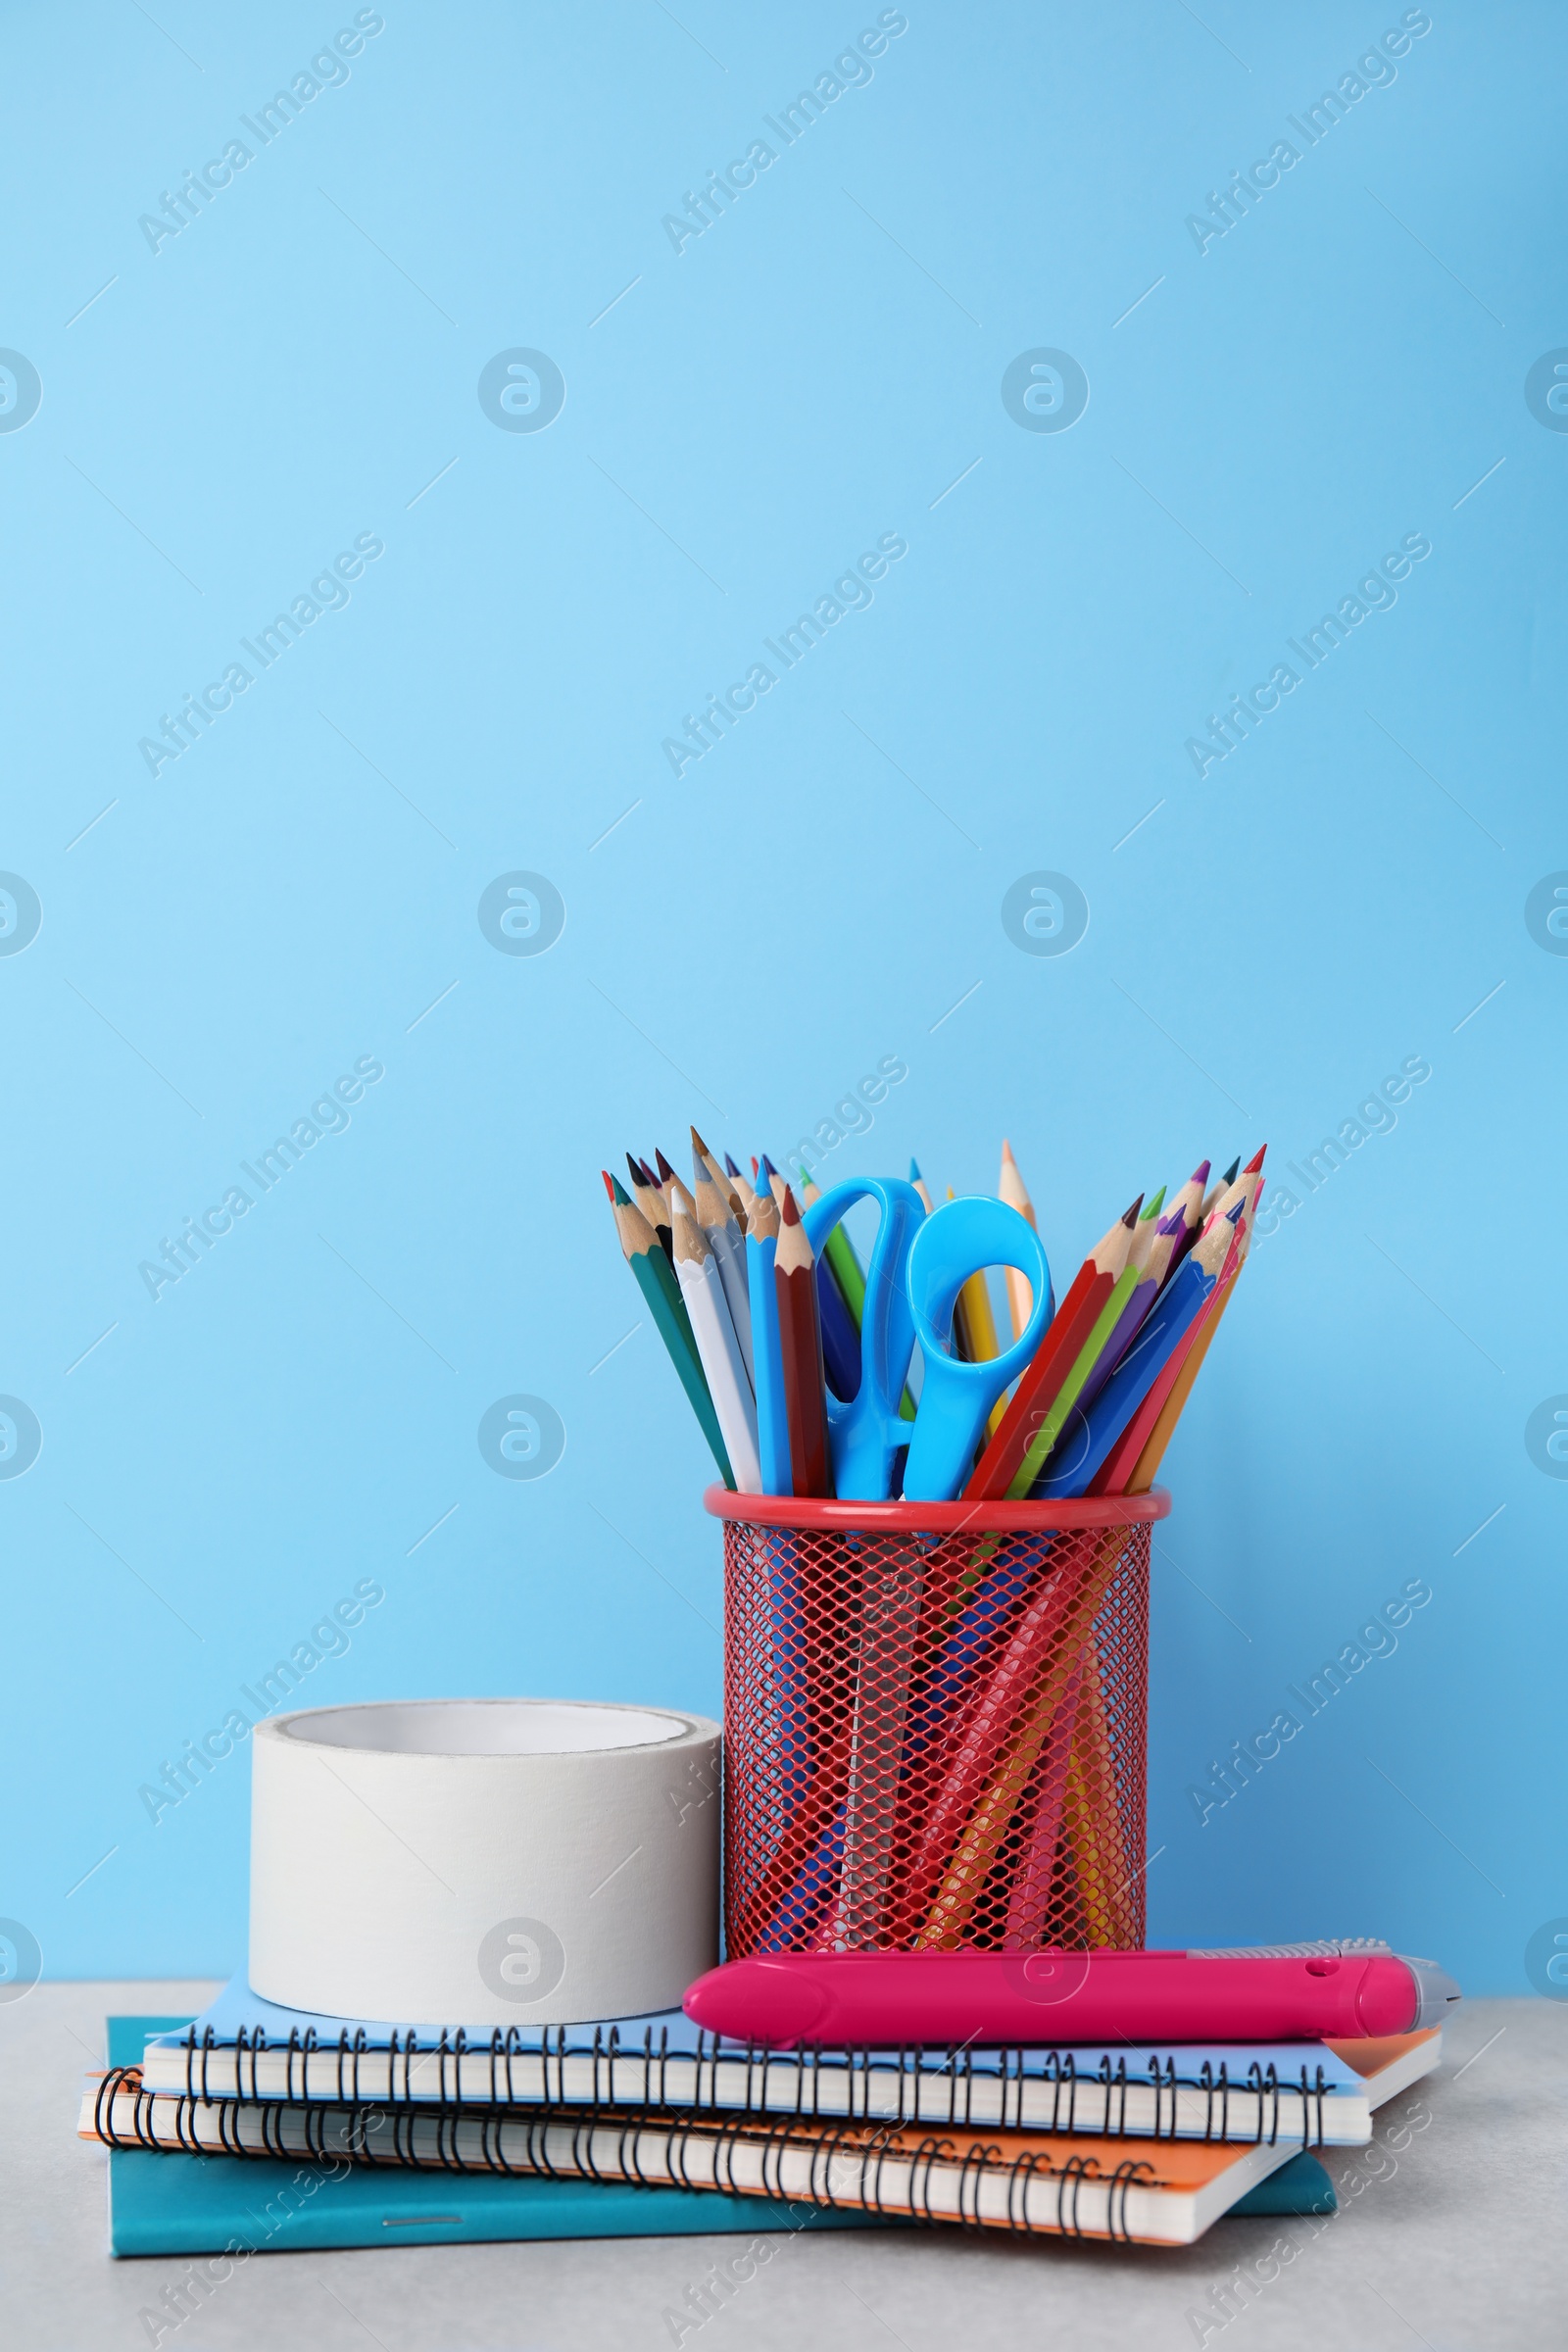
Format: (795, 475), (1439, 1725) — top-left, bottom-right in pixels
(1005, 1260), (1141, 1497)
(606, 1174), (734, 1487)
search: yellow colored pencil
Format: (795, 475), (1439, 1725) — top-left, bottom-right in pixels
(948, 1186), (1006, 1439)
(998, 1139), (1037, 1340)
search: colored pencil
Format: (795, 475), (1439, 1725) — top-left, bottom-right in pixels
(773, 1187), (834, 1497)
(943, 1185), (979, 1364)
(1123, 1288), (1238, 1491)
(798, 1174), (866, 1400)
(940, 1184), (1009, 1437)
(654, 1147), (685, 1225)
(1126, 1185), (1166, 1276)
(911, 1526), (1126, 1944)
(908, 1156), (934, 1213)
(690, 1123), (729, 1197)
(1102, 1162), (1263, 1495)
(800, 1174), (870, 1334)
(691, 1139), (754, 1390)
(831, 1535), (922, 1944)
(997, 1140), (1038, 1340)
(957, 1227), (1004, 1364)
(745, 1183), (792, 1493)
(1076, 1205), (1187, 1415)
(605, 1174), (732, 1486)
(1159, 1160), (1209, 1279)
(1200, 1156), (1241, 1224)
(1033, 1207), (1234, 1497)
(801, 1172), (917, 1421)
(692, 1124), (748, 1235)
(815, 1247), (862, 1401)
(1003, 1201), (1143, 1499)
(1064, 1649), (1139, 1945)
(626, 1153), (673, 1261)
(1002, 1652), (1085, 1944)
(965, 1204), (1132, 1499)
(672, 1209), (761, 1494)
(1094, 1261), (1237, 1497)
(724, 1152), (758, 1221)
(1196, 1165), (1251, 1255)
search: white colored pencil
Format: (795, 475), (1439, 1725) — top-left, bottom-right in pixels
(692, 1147), (754, 1391)
(673, 1212), (761, 1493)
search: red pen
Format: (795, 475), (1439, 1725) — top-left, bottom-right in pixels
(683, 1942), (1461, 2047)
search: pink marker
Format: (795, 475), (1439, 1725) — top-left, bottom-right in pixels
(683, 1942), (1460, 2047)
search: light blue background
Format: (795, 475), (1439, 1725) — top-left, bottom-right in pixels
(2, 0), (1560, 1995)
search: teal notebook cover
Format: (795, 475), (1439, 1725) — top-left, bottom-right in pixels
(1230, 2150), (1336, 2218)
(104, 2018), (889, 2257)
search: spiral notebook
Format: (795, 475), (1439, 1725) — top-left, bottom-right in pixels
(93, 2019), (883, 2256)
(139, 1975), (1440, 2145)
(82, 2068), (1315, 2248)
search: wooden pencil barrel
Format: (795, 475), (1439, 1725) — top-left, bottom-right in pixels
(707, 1487), (1169, 1959)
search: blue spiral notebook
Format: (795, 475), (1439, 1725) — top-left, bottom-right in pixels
(102, 2019), (889, 2256)
(139, 1973), (1433, 2146)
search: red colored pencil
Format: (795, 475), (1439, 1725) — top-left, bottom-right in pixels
(1088, 1193), (1252, 1495)
(774, 1186), (834, 1498)
(963, 1204), (1138, 1500)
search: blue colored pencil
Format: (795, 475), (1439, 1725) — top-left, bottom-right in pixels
(746, 1184), (792, 1494)
(1032, 1208), (1234, 1497)
(815, 1252), (861, 1400)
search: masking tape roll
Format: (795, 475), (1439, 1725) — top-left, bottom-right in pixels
(250, 1697), (720, 2026)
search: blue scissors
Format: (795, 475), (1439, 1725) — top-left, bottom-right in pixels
(803, 1177), (925, 1501)
(803, 1183), (1053, 1503)
(902, 1196), (1053, 1503)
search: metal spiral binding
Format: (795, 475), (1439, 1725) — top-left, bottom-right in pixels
(89, 2073), (1197, 2239)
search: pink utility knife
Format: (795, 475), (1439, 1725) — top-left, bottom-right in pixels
(683, 1941), (1461, 2046)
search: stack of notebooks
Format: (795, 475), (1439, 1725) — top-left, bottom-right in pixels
(78, 1976), (1446, 2253)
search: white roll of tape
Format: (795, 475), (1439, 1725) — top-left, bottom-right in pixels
(249, 1698), (719, 2027)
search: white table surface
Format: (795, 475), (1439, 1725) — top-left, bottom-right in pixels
(5, 1982), (1563, 2351)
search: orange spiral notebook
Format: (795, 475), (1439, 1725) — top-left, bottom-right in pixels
(83, 2067), (1319, 2246)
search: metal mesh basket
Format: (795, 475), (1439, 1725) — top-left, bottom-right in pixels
(708, 1487), (1168, 1958)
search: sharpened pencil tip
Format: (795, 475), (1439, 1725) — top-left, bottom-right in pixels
(655, 1146), (677, 1186)
(724, 1152), (742, 1178)
(1244, 1144), (1266, 1173)
(1221, 1156), (1241, 1185)
(1140, 1185), (1166, 1219)
(626, 1152), (646, 1187)
(759, 1152), (777, 1181)
(1121, 1196), (1145, 1226)
(602, 1169), (615, 1200)
(1191, 1159), (1211, 1186)
(751, 1155), (760, 1177)
(609, 1172), (632, 1205)
(908, 1156), (922, 1181)
(779, 1185), (801, 1225)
